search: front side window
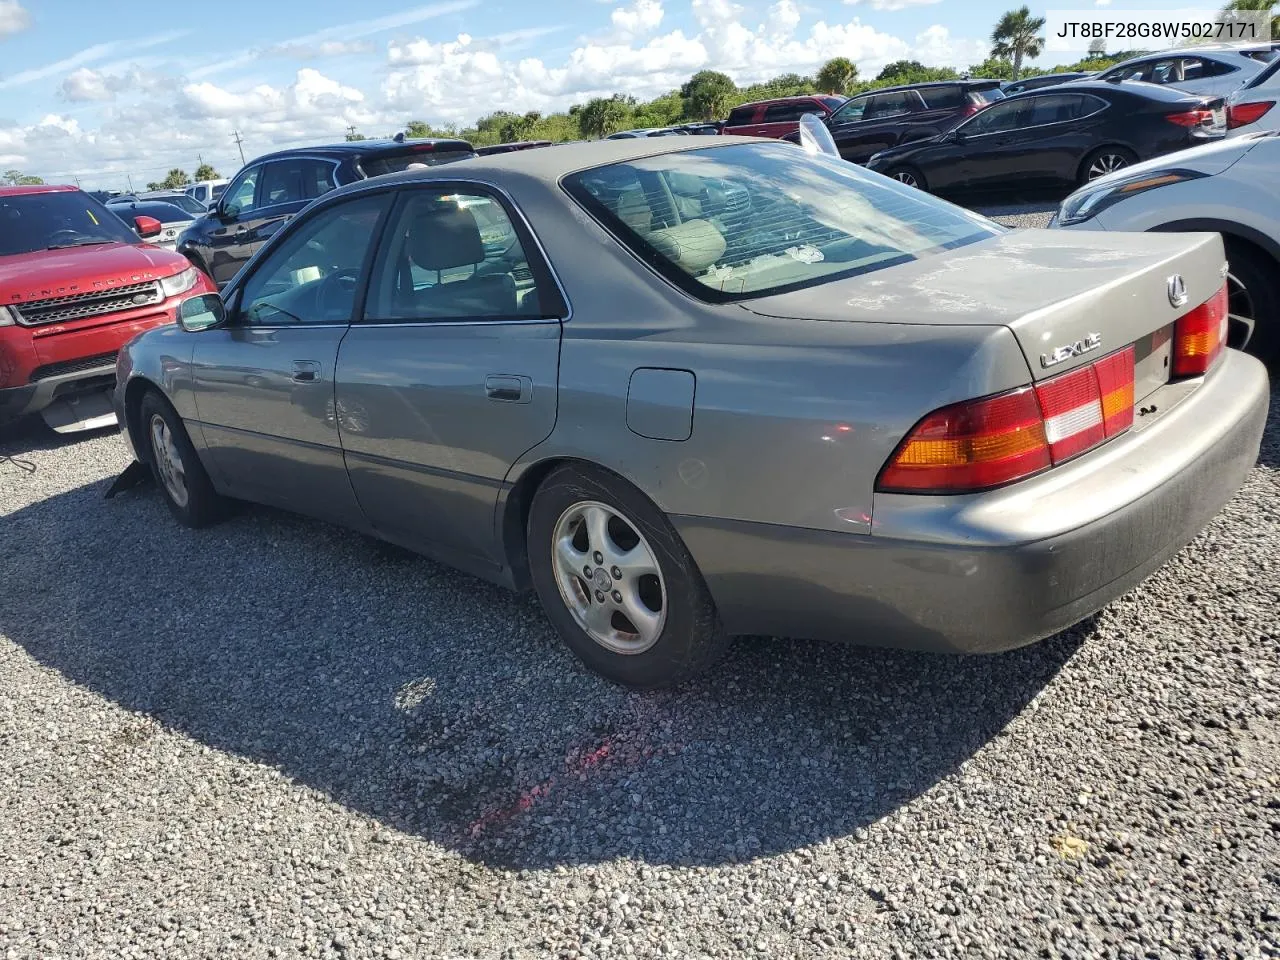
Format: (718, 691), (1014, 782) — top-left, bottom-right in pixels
(221, 168), (259, 217)
(563, 142), (1000, 302)
(865, 92), (920, 120)
(365, 189), (550, 321)
(0, 191), (138, 256)
(238, 193), (390, 326)
(829, 96), (869, 123)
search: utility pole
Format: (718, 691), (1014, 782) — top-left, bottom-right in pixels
(346, 125), (358, 139)
(127, 174), (134, 192)
(231, 130), (246, 166)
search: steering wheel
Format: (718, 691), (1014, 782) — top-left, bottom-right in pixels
(315, 269), (360, 320)
(47, 229), (87, 246)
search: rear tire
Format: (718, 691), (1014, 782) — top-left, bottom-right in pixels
(139, 390), (224, 528)
(1223, 239), (1279, 365)
(886, 165), (927, 191)
(1079, 147), (1136, 184)
(527, 463), (727, 689)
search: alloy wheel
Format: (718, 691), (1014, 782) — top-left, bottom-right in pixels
(893, 171), (920, 188)
(1087, 153), (1129, 180)
(149, 414), (189, 508)
(551, 500), (667, 655)
(1226, 270), (1256, 351)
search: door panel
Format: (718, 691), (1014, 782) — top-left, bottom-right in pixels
(336, 187), (565, 567)
(191, 191), (392, 527)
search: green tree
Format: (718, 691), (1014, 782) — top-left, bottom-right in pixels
(1221, 0), (1280, 39)
(160, 168), (191, 189)
(193, 162), (220, 180)
(578, 95), (635, 138)
(876, 59), (928, 82)
(1087, 37), (1107, 60)
(680, 70), (736, 120)
(344, 130), (367, 141)
(404, 120), (436, 139)
(990, 5), (1046, 80)
(967, 57), (1016, 80)
(2, 169), (43, 185)
(146, 181), (163, 191)
(815, 57), (858, 95)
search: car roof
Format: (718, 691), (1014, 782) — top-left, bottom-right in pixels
(849, 78), (999, 98)
(246, 137), (474, 165)
(0, 184), (79, 197)
(1049, 78), (1211, 101)
(733, 94), (834, 109)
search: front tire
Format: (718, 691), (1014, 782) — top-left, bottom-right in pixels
(139, 390), (224, 528)
(527, 464), (727, 689)
(1223, 239), (1279, 365)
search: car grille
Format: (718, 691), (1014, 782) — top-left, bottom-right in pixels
(12, 280), (162, 326)
(29, 352), (118, 383)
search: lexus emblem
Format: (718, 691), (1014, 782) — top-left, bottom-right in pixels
(1167, 274), (1188, 309)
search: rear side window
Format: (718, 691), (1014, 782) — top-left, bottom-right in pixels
(1025, 94), (1089, 125)
(259, 159), (338, 207)
(361, 147), (477, 177)
(819, 96), (846, 110)
(921, 85), (964, 109)
(1246, 56), (1280, 89)
(764, 102), (822, 122)
(726, 106), (757, 126)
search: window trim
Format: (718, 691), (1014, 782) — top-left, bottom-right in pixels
(254, 156), (343, 214)
(558, 142), (1000, 306)
(219, 162), (264, 218)
(356, 179), (571, 327)
(229, 188), (396, 330)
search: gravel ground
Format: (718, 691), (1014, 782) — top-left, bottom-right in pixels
(1, 250), (1278, 956)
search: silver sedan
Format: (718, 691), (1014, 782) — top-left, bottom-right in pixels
(112, 137), (1270, 688)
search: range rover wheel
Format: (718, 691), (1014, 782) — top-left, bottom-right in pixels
(527, 464), (727, 688)
(139, 390), (224, 528)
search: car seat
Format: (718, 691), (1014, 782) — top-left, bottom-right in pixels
(399, 202), (517, 318)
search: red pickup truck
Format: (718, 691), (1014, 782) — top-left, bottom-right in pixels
(0, 185), (215, 433)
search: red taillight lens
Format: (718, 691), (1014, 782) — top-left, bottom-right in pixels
(1227, 100), (1275, 128)
(876, 387), (1051, 493)
(1166, 109), (1211, 127)
(878, 347), (1138, 494)
(1172, 283), (1229, 377)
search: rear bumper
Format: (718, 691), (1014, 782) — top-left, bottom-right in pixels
(674, 351), (1270, 653)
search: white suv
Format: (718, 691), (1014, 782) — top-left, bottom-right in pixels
(1227, 55), (1280, 136)
(1050, 132), (1280, 363)
(1089, 46), (1273, 98)
(184, 179), (228, 208)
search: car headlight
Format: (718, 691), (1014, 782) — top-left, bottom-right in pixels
(160, 266), (198, 299)
(1057, 169), (1205, 226)
(0, 306), (14, 327)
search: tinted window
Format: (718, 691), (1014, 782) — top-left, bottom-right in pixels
(1246, 56), (1280, 89)
(361, 147), (477, 177)
(239, 194), (389, 326)
(920, 85), (964, 109)
(765, 102), (824, 122)
(865, 91), (921, 119)
(0, 191), (138, 256)
(366, 190), (549, 322)
(961, 99), (1029, 134)
(829, 96), (869, 123)
(222, 168), (260, 216)
(563, 143), (1000, 302)
(106, 201), (194, 222)
(726, 106), (757, 126)
(259, 159), (337, 207)
(1026, 93), (1088, 125)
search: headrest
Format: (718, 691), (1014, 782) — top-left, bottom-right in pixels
(614, 186), (652, 232)
(409, 202), (484, 271)
(646, 219), (726, 274)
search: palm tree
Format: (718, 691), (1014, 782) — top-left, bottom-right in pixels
(1221, 0), (1279, 40)
(991, 6), (1046, 81)
(815, 57), (858, 96)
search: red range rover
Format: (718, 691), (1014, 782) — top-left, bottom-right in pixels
(0, 185), (215, 433)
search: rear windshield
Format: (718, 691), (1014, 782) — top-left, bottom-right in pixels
(0, 191), (138, 257)
(361, 146), (477, 177)
(562, 142), (1000, 302)
(107, 201), (194, 223)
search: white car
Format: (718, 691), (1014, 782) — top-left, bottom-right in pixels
(1227, 54), (1280, 136)
(1050, 132), (1280, 363)
(104, 199), (194, 251)
(184, 179), (228, 208)
(1089, 46), (1273, 98)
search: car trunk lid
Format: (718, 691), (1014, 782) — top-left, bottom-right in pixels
(739, 228), (1227, 401)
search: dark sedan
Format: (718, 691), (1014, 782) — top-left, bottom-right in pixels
(865, 81), (1226, 196)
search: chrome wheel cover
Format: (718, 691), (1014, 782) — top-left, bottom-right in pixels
(551, 500), (667, 655)
(1087, 153), (1129, 180)
(1226, 270), (1256, 350)
(894, 171), (919, 188)
(149, 414), (189, 509)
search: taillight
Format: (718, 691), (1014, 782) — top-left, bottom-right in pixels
(878, 346), (1137, 494)
(1166, 108), (1216, 128)
(876, 387), (1050, 493)
(1172, 283), (1229, 377)
(1227, 100), (1275, 128)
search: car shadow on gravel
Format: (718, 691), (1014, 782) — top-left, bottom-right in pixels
(2, 477), (1092, 870)
(0, 416), (117, 462)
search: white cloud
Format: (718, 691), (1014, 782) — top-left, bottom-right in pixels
(612, 0), (664, 38)
(180, 68), (366, 122)
(911, 25), (989, 69)
(269, 40), (377, 58)
(844, 0), (942, 10)
(0, 31), (188, 90)
(1095, 0), (1111, 6)
(766, 0), (802, 36)
(0, 0), (30, 37)
(59, 66), (167, 102)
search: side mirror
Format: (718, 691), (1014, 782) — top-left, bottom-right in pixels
(948, 128), (966, 144)
(177, 293), (226, 333)
(134, 215), (162, 238)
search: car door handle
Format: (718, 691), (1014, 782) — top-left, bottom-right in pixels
(485, 375), (531, 403)
(291, 361), (321, 384)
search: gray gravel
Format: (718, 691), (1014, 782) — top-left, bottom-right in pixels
(2, 372), (1278, 955)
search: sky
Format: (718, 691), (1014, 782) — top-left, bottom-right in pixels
(0, 0), (1170, 189)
